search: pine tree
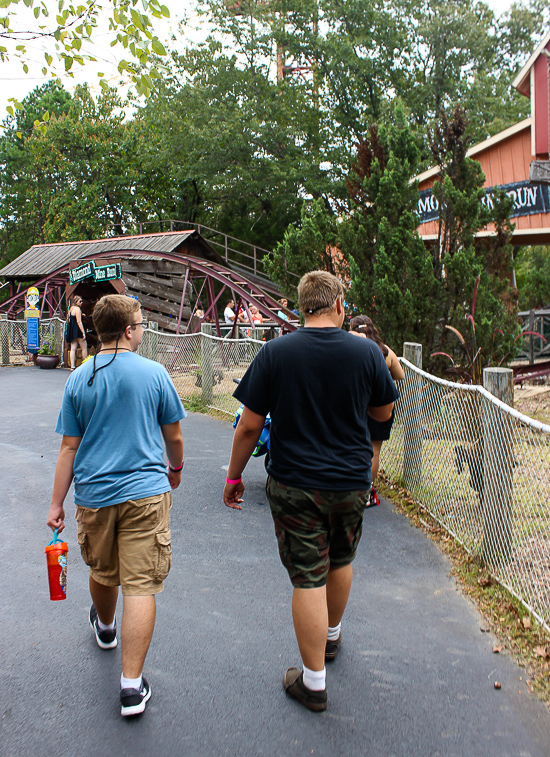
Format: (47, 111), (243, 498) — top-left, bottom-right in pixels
(428, 106), (519, 374)
(341, 102), (438, 350)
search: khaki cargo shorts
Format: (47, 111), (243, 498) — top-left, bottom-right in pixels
(75, 491), (172, 596)
(266, 476), (369, 589)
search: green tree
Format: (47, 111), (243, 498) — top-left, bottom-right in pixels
(0, 84), (174, 267)
(139, 18), (334, 251)
(341, 103), (438, 350)
(0, 81), (72, 266)
(515, 246), (550, 310)
(264, 198), (339, 299)
(428, 106), (519, 373)
(1, 0), (170, 109)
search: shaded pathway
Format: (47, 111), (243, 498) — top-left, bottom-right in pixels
(1, 367), (550, 757)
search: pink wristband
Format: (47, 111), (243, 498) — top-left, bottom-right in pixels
(226, 476), (242, 485)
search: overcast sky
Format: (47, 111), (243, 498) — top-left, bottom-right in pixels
(0, 0), (520, 116)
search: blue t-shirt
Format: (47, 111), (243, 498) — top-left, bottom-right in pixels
(56, 352), (186, 507)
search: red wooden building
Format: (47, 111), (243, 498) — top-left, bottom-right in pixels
(416, 30), (550, 248)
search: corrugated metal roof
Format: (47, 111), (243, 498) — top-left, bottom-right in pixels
(0, 231), (197, 279)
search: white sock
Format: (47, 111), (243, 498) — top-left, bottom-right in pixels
(327, 622), (341, 641)
(97, 617), (115, 632)
(303, 665), (326, 691)
(121, 673), (142, 691)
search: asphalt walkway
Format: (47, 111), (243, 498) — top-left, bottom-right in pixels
(2, 366), (550, 757)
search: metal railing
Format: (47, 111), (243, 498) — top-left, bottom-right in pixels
(518, 308), (550, 362)
(137, 324), (265, 417)
(105, 219), (300, 288)
(382, 352), (550, 633)
(5, 318), (550, 630)
(0, 316), (65, 366)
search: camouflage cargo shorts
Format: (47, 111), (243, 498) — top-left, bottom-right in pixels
(266, 476), (369, 589)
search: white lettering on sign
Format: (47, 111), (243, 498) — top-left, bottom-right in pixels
(418, 182), (548, 223)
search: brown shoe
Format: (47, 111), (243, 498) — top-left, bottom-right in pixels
(325, 633), (342, 662)
(283, 668), (327, 712)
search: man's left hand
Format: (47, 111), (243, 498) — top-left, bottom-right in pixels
(47, 502), (66, 533)
(168, 469), (182, 489)
(223, 480), (245, 510)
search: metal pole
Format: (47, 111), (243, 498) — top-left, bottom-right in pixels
(201, 323), (213, 405)
(529, 308), (535, 364)
(482, 367), (514, 565)
(176, 267), (190, 336)
(1, 314), (9, 366)
(402, 342), (422, 490)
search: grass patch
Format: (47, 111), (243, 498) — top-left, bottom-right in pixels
(377, 472), (550, 709)
(181, 395), (210, 413)
(181, 395), (234, 423)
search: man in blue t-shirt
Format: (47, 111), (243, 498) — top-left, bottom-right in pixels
(223, 271), (398, 712)
(47, 294), (186, 717)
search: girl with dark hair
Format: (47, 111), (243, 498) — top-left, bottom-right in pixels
(350, 315), (404, 506)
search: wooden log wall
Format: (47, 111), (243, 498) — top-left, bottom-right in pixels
(121, 259), (192, 333)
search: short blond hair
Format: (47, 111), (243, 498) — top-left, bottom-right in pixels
(298, 271), (344, 318)
(93, 295), (140, 343)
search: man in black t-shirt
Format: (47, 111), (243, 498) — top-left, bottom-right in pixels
(223, 271), (398, 712)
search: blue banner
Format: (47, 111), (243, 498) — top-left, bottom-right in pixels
(418, 181), (550, 224)
(26, 317), (39, 352)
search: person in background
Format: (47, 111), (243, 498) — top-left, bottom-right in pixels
(277, 298), (290, 323)
(224, 299), (236, 325)
(245, 305), (263, 336)
(350, 315), (404, 506)
(66, 295), (88, 371)
(224, 271), (398, 713)
(47, 294), (186, 718)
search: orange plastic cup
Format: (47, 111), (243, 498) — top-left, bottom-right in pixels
(45, 541), (68, 601)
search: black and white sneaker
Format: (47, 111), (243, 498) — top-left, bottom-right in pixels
(89, 605), (117, 650)
(120, 677), (152, 717)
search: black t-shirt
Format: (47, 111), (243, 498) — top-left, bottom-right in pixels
(234, 327), (399, 490)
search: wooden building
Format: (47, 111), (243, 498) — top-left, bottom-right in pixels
(0, 229), (294, 335)
(416, 30), (550, 248)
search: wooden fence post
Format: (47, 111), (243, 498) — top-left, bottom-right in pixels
(201, 323), (213, 404)
(1, 315), (9, 366)
(482, 367), (514, 565)
(402, 342), (422, 490)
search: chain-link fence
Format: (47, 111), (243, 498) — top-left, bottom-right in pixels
(0, 316), (66, 366)
(382, 354), (550, 633)
(137, 324), (264, 417)
(4, 318), (550, 628)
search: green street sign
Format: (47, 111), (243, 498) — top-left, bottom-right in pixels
(94, 263), (122, 282)
(69, 261), (95, 285)
(69, 261), (122, 285)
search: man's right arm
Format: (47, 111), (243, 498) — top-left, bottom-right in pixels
(47, 435), (81, 533)
(223, 406), (266, 510)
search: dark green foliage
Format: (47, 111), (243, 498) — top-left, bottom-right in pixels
(263, 199), (339, 300)
(515, 247), (550, 310)
(341, 103), (438, 350)
(0, 84), (178, 267)
(428, 107), (520, 375)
